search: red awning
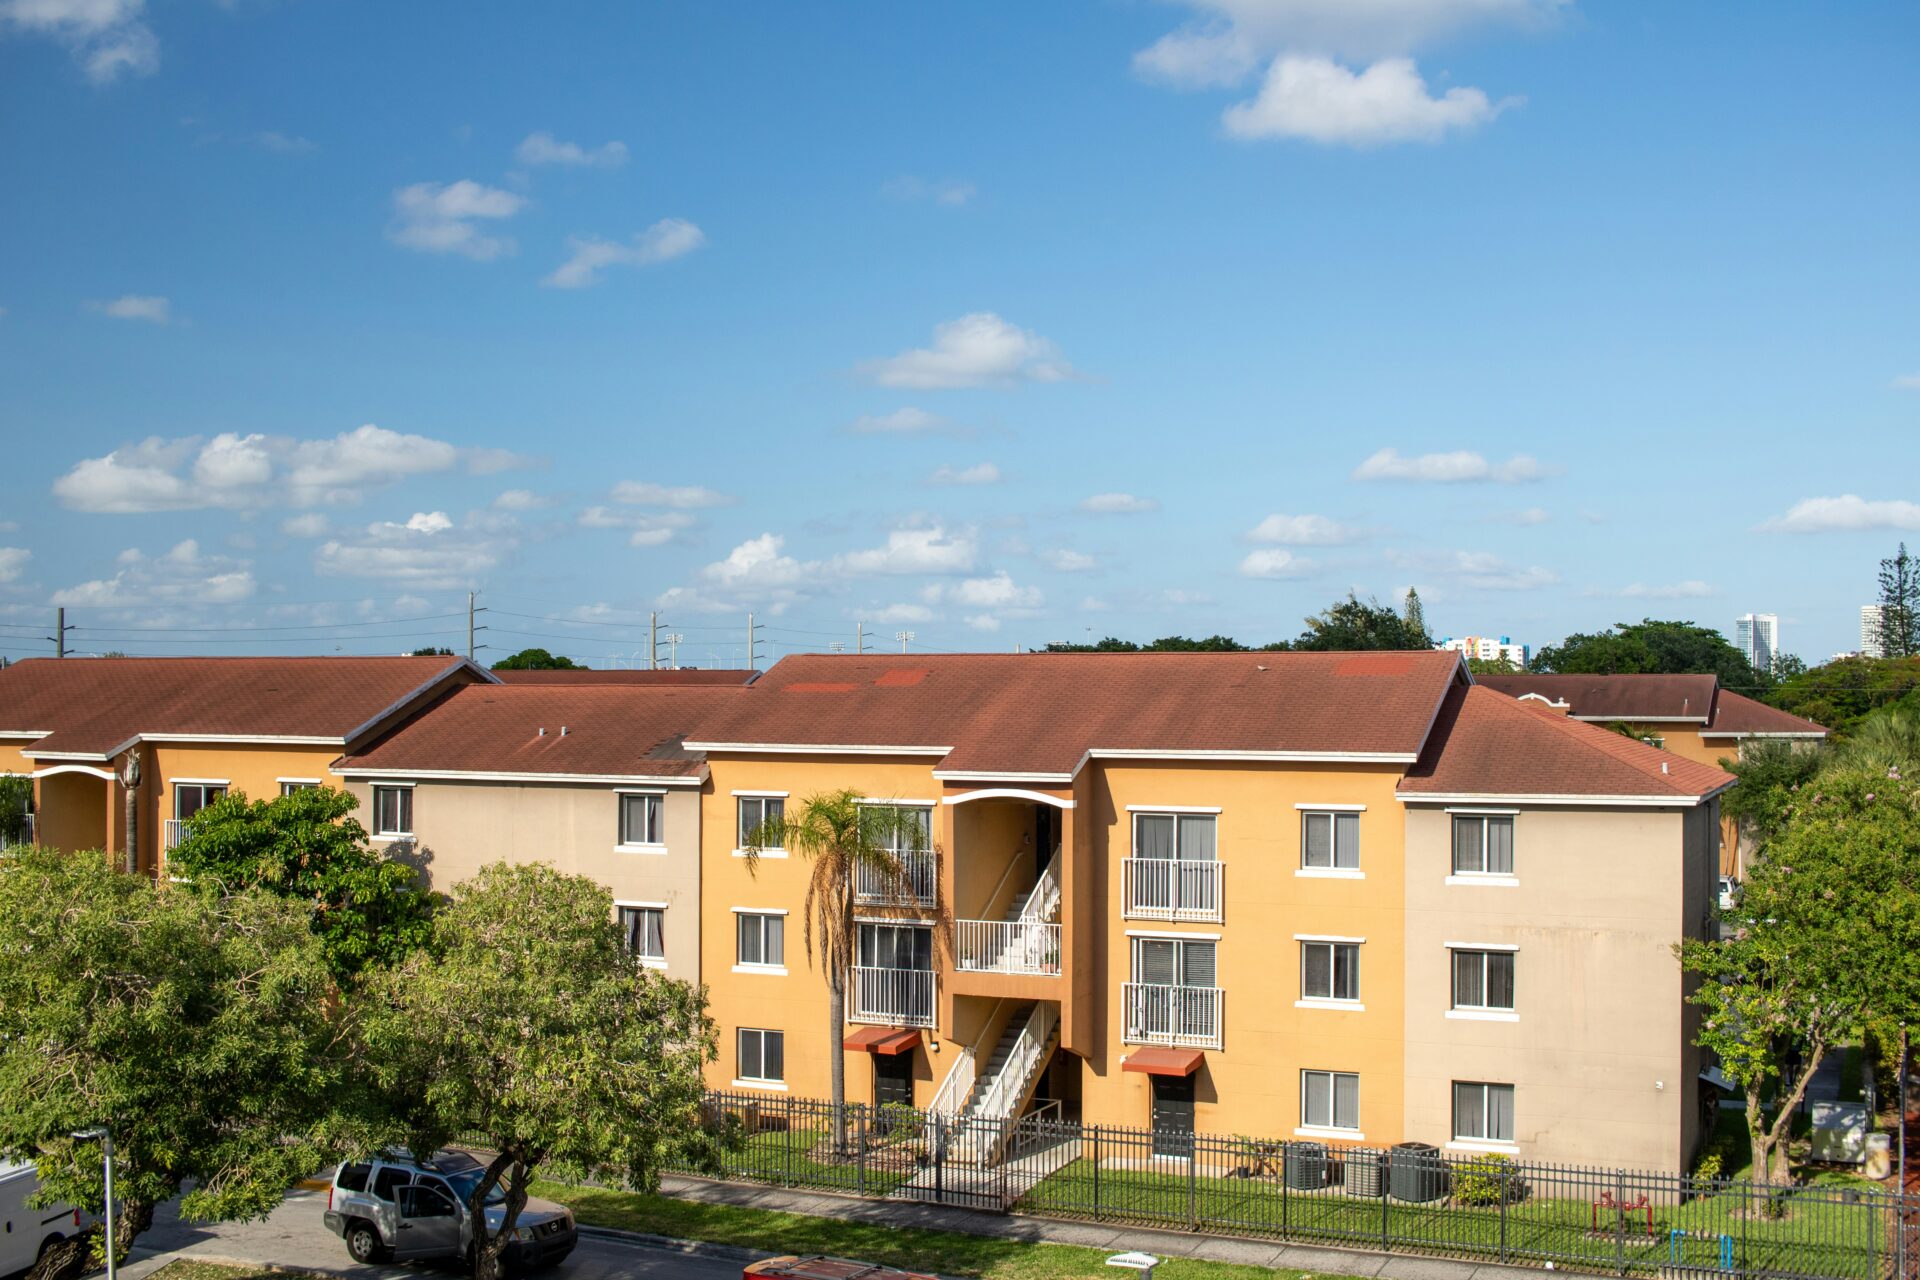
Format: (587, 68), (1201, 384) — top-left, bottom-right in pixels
(842, 1027), (922, 1055)
(1122, 1047), (1204, 1077)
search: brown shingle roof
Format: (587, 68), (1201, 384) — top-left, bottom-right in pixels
(491, 668), (756, 686)
(687, 651), (1465, 776)
(1702, 690), (1828, 737)
(1474, 672), (1720, 722)
(0, 656), (487, 759)
(335, 684), (740, 780)
(1399, 684), (1735, 802)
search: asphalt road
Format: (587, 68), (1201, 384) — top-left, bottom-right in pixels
(126, 1189), (745, 1280)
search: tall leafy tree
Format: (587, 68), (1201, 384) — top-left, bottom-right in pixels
(1293, 593), (1433, 650)
(743, 792), (947, 1150)
(1043, 635), (1249, 652)
(489, 647), (581, 670)
(1531, 618), (1766, 690)
(359, 862), (716, 1280)
(0, 846), (344, 1280)
(1678, 771), (1920, 1194)
(1767, 655), (1920, 736)
(1401, 587), (1427, 638)
(166, 786), (434, 985)
(1877, 542), (1920, 658)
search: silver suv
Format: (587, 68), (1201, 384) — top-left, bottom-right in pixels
(322, 1149), (576, 1270)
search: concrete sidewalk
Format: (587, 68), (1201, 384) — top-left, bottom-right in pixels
(658, 1174), (1551, 1280)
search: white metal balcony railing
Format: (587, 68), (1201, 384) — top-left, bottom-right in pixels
(1122, 857), (1223, 922)
(850, 965), (937, 1028)
(1123, 981), (1224, 1050)
(855, 848), (937, 907)
(955, 919), (1062, 976)
(164, 818), (192, 851)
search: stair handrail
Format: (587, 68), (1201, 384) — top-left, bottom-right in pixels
(975, 844), (1030, 923)
(930, 996), (1008, 1116)
(1016, 847), (1062, 922)
(973, 1001), (1057, 1125)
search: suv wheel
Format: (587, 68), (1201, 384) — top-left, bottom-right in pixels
(346, 1221), (385, 1263)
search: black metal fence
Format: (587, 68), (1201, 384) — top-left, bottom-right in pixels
(669, 1091), (1916, 1280)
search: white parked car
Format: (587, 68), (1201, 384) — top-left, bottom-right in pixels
(1717, 877), (1740, 911)
(0, 1162), (85, 1276)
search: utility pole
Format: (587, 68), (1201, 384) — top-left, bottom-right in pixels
(747, 612), (763, 670)
(649, 612), (659, 670)
(896, 630), (915, 653)
(856, 621), (865, 654)
(53, 608), (67, 659)
(667, 633), (683, 669)
(466, 592), (488, 661)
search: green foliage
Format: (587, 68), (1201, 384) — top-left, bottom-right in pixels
(358, 861), (717, 1275)
(1720, 738), (1828, 846)
(1044, 635), (1249, 652)
(1878, 542), (1920, 658)
(0, 846), (344, 1263)
(1691, 1151), (1724, 1183)
(1463, 654), (1522, 674)
(1451, 1153), (1518, 1206)
(1401, 587), (1427, 638)
(1767, 655), (1920, 736)
(0, 774), (30, 843)
(409, 646), (455, 656)
(1678, 770), (1920, 1187)
(489, 647), (580, 670)
(1832, 705), (1920, 773)
(1292, 593), (1432, 651)
(1531, 618), (1766, 691)
(165, 786), (433, 985)
(1604, 720), (1666, 746)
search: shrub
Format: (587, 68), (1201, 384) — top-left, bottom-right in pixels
(1693, 1151), (1724, 1182)
(1453, 1153), (1519, 1206)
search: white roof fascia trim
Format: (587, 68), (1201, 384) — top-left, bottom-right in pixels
(1090, 749), (1418, 764)
(329, 766), (706, 786)
(682, 742), (950, 757)
(942, 788), (1075, 809)
(30, 763), (116, 781)
(1398, 792), (1707, 808)
(0, 731), (51, 739)
(1699, 731), (1825, 739)
(932, 769), (1075, 784)
(139, 733), (345, 745)
(22, 749), (114, 762)
(1294, 802), (1367, 812)
(341, 658), (494, 746)
(1569, 715), (1708, 724)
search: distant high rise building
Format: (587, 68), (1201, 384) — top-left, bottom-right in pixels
(1438, 635), (1530, 668)
(1861, 604), (1888, 659)
(1734, 613), (1779, 672)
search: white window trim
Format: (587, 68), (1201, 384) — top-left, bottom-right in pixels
(615, 843), (669, 855)
(1295, 1126), (1366, 1141)
(170, 777), (233, 787)
(1445, 874), (1520, 888)
(369, 780), (416, 788)
(735, 793), (788, 856)
(1445, 941), (1519, 952)
(1293, 802), (1366, 812)
(616, 899), (669, 909)
(1447, 1139), (1520, 1155)
(370, 783), (414, 839)
(733, 847), (788, 859)
(1125, 804), (1223, 815)
(856, 797), (937, 808)
(276, 777), (322, 786)
(730, 906), (792, 916)
(731, 789), (791, 798)
(617, 790), (665, 849)
(1445, 807), (1519, 815)
(729, 1078), (789, 1093)
(1447, 1009), (1519, 1023)
(1296, 867), (1365, 880)
(1124, 929), (1222, 940)
(1294, 933), (1366, 943)
(1299, 1069), (1361, 1135)
(1295, 999), (1367, 1012)
(731, 963), (789, 976)
(639, 957), (669, 971)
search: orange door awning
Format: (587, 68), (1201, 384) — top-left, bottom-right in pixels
(843, 1027), (922, 1055)
(1122, 1046), (1204, 1077)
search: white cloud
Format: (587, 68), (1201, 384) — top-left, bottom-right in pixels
(1893, 374), (1920, 390)
(1222, 55), (1509, 145)
(848, 407), (960, 435)
(0, 547), (29, 583)
(882, 176), (977, 206)
(53, 539), (254, 606)
(700, 533), (808, 591)
(609, 480), (734, 509)
(1080, 492), (1159, 514)
(833, 526), (977, 576)
(1390, 548), (1557, 591)
(53, 425), (522, 513)
(388, 180), (527, 260)
(1246, 512), (1365, 544)
(1, 0), (157, 83)
(1353, 447), (1552, 484)
(1239, 548), (1314, 579)
(279, 512), (331, 538)
(860, 313), (1077, 389)
(314, 511), (506, 588)
(515, 131), (629, 168)
(870, 602), (935, 625)
(402, 510), (453, 534)
(1586, 581), (1715, 600)
(945, 572), (1044, 610)
(965, 614), (1002, 632)
(1758, 494), (1920, 534)
(543, 219), (706, 288)
(1042, 548), (1097, 572)
(577, 506), (696, 547)
(491, 489), (553, 511)
(1492, 506), (1550, 526)
(89, 294), (171, 323)
(930, 462), (1002, 486)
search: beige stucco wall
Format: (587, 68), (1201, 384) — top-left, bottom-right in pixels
(1402, 803), (1697, 1171)
(340, 776), (704, 981)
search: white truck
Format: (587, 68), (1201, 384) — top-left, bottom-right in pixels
(0, 1162), (86, 1276)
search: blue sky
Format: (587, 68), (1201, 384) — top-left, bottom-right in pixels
(2, 1), (1916, 668)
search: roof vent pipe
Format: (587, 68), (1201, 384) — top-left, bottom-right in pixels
(1661, 761), (1669, 774)
(561, 726), (569, 736)
(538, 727), (546, 736)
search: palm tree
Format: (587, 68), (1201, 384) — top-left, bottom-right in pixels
(742, 789), (947, 1152)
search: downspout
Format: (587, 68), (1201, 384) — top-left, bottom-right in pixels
(120, 752), (140, 875)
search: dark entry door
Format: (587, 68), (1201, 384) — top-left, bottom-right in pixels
(874, 1051), (914, 1109)
(1150, 1076), (1195, 1158)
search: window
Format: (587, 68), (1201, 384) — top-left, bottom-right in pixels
(1132, 812), (1217, 863)
(335, 1162), (371, 1193)
(278, 780), (318, 797)
(1300, 940), (1361, 1002)
(738, 795), (785, 848)
(872, 804), (933, 855)
(737, 1028), (785, 1084)
(736, 912), (785, 968)
(1452, 949), (1516, 1012)
(619, 906), (665, 961)
(1301, 811), (1360, 870)
(1452, 1081), (1516, 1143)
(619, 792), (663, 847)
(371, 1166), (412, 1202)
(1127, 936), (1220, 1045)
(174, 783), (227, 820)
(858, 922), (934, 971)
(1300, 1070), (1360, 1131)
(372, 786), (413, 837)
(399, 1185), (456, 1219)
(1451, 815), (1515, 875)
(1131, 936), (1216, 989)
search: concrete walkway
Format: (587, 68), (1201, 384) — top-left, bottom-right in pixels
(659, 1174), (1550, 1280)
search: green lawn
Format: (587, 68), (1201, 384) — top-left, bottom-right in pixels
(536, 1180), (1367, 1280)
(687, 1117), (923, 1196)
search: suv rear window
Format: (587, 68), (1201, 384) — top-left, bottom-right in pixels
(372, 1166), (413, 1201)
(335, 1162), (371, 1193)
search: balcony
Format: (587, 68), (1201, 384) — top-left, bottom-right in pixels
(1122, 857), (1223, 923)
(851, 965), (937, 1028)
(956, 920), (1061, 976)
(164, 818), (193, 851)
(855, 848), (937, 907)
(1123, 981), (1223, 1050)
(0, 813), (32, 850)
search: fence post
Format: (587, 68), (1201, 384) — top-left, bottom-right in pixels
(1280, 1142), (1291, 1240)
(1614, 1169), (1627, 1276)
(1499, 1164), (1510, 1264)
(1092, 1125), (1102, 1221)
(1188, 1136), (1198, 1230)
(856, 1104), (867, 1197)
(784, 1095), (795, 1185)
(1381, 1147), (1390, 1253)
(934, 1111), (945, 1205)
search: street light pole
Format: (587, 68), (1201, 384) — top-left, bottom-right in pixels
(73, 1127), (114, 1280)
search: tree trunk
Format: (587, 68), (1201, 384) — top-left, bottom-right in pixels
(470, 1155), (531, 1280)
(829, 976), (848, 1154)
(1746, 1043), (1827, 1204)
